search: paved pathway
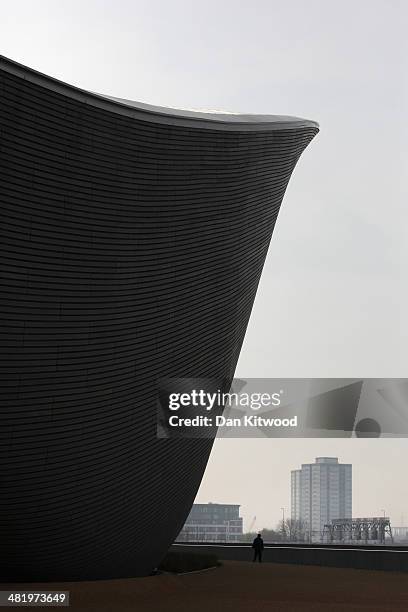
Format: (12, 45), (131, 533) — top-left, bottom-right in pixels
(1, 560), (407, 611)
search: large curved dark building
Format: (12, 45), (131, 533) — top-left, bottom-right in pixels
(0, 55), (318, 581)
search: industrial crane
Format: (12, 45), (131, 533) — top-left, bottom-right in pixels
(248, 516), (257, 533)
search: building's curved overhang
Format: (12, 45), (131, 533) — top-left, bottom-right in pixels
(0, 54), (319, 132)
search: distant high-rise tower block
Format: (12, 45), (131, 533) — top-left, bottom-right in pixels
(291, 457), (352, 541)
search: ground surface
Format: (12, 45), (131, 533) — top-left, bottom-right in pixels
(1, 561), (407, 611)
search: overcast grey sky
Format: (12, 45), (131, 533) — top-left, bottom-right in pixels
(1, 0), (407, 530)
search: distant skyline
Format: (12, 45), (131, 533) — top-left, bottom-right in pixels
(1, 0), (407, 531)
(198, 442), (407, 532)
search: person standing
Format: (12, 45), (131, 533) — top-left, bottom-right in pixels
(252, 533), (264, 562)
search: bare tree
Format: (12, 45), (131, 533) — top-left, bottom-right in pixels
(284, 518), (308, 542)
(275, 518), (307, 542)
(277, 518), (287, 540)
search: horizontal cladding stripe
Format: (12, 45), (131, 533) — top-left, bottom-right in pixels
(0, 223), (273, 249)
(0, 453), (210, 500)
(1, 124), (309, 156)
(0, 123), (312, 163)
(0, 276), (263, 310)
(0, 334), (257, 373)
(0, 310), (258, 355)
(0, 468), (208, 515)
(1, 152), (307, 182)
(0, 309), (262, 342)
(1, 123), (312, 166)
(0, 193), (278, 225)
(0, 159), (304, 194)
(0, 316), (262, 350)
(0, 446), (204, 483)
(0, 99), (315, 147)
(0, 260), (268, 288)
(0, 121), (310, 155)
(0, 296), (257, 332)
(0, 284), (264, 314)
(0, 174), (294, 204)
(0, 133), (313, 169)
(1, 150), (307, 187)
(0, 181), (293, 214)
(0, 214), (279, 240)
(0, 228), (276, 256)
(0, 234), (273, 266)
(0, 243), (272, 269)
(0, 61), (318, 580)
(0, 495), (209, 556)
(0, 265), (265, 303)
(0, 324), (260, 359)
(0, 91), (316, 145)
(0, 274), (266, 303)
(0, 143), (310, 169)
(0, 321), (258, 363)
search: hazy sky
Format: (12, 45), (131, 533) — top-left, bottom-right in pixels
(1, 0), (407, 530)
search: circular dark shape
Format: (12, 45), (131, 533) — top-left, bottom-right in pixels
(355, 418), (381, 438)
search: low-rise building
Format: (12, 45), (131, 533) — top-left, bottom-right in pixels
(177, 503), (243, 542)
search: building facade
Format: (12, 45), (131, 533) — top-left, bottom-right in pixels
(392, 526), (408, 541)
(0, 54), (318, 580)
(291, 457), (352, 541)
(177, 503), (243, 542)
